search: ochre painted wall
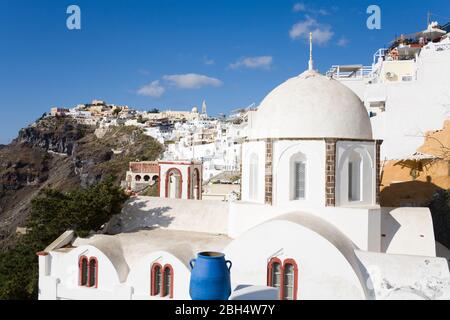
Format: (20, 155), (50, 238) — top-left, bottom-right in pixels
(381, 120), (450, 207)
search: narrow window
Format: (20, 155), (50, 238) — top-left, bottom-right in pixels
(249, 154), (258, 201)
(88, 258), (98, 288)
(348, 157), (362, 202)
(348, 162), (353, 200)
(294, 162), (306, 200)
(283, 263), (296, 300)
(162, 265), (174, 298)
(79, 256), (88, 286)
(151, 264), (162, 296)
(268, 259), (282, 290)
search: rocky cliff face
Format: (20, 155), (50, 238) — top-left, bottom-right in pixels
(17, 121), (84, 155)
(0, 117), (164, 249)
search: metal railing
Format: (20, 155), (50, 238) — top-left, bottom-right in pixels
(326, 65), (373, 80)
(372, 48), (388, 65)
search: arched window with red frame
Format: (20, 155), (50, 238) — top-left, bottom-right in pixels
(88, 257), (98, 288)
(78, 256), (88, 286)
(162, 264), (174, 299)
(282, 259), (298, 300)
(267, 258), (298, 300)
(267, 258), (282, 290)
(151, 263), (162, 296)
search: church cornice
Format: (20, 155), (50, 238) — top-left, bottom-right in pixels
(245, 137), (383, 144)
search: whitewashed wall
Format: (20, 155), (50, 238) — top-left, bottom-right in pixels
(356, 250), (450, 300)
(335, 141), (376, 207)
(41, 245), (131, 300)
(272, 140), (326, 207)
(380, 207), (436, 257)
(224, 218), (366, 300)
(340, 48), (450, 160)
(241, 141), (266, 204)
(127, 251), (191, 300)
(228, 202), (381, 252)
(159, 164), (189, 200)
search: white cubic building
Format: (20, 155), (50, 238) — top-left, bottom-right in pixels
(327, 25), (450, 161)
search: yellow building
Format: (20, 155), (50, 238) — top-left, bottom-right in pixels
(50, 107), (69, 116)
(88, 105), (104, 114)
(381, 120), (450, 207)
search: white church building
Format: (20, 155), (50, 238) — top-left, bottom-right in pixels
(38, 41), (450, 300)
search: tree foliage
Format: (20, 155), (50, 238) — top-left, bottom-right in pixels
(112, 108), (121, 117)
(0, 177), (129, 300)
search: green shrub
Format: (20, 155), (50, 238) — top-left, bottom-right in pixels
(0, 177), (129, 300)
(429, 189), (450, 249)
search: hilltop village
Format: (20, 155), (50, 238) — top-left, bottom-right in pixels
(49, 100), (252, 189)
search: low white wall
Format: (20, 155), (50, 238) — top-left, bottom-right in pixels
(111, 196), (229, 235)
(202, 194), (227, 201)
(380, 207), (436, 257)
(228, 202), (381, 251)
(38, 274), (58, 300)
(356, 250), (450, 300)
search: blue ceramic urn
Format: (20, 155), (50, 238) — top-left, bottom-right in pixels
(189, 252), (232, 300)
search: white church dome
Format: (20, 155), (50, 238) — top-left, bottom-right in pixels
(191, 106), (199, 113)
(250, 70), (373, 140)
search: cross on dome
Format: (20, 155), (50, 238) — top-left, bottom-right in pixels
(308, 32), (314, 71)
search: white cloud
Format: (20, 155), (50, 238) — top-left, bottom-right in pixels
(293, 3), (306, 12)
(289, 17), (334, 45)
(203, 56), (215, 65)
(138, 69), (151, 76)
(312, 28), (334, 45)
(293, 2), (329, 15)
(337, 37), (350, 47)
(317, 9), (329, 16)
(289, 17), (315, 39)
(229, 56), (273, 70)
(163, 73), (223, 89)
(137, 80), (165, 98)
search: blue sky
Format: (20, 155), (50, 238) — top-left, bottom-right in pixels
(1, 0), (449, 144)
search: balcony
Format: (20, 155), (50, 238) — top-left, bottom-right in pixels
(326, 65), (373, 80)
